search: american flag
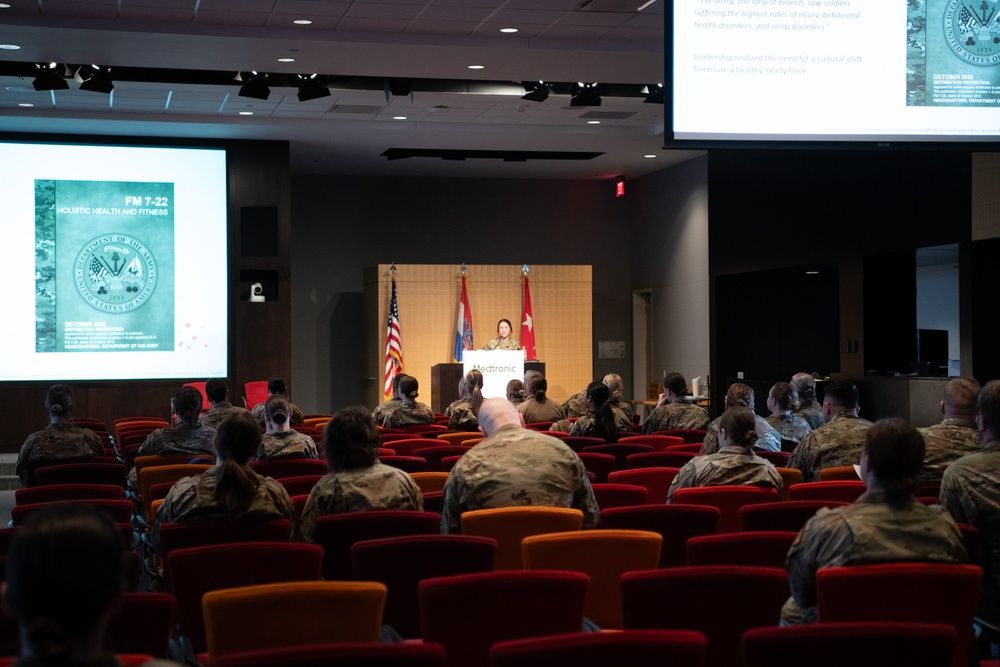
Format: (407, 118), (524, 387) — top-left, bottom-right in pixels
(383, 277), (403, 398)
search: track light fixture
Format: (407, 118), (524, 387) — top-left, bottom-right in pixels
(644, 83), (664, 104)
(77, 65), (114, 94)
(570, 82), (601, 107)
(520, 81), (549, 103)
(297, 73), (330, 102)
(238, 71), (270, 100)
(32, 62), (68, 91)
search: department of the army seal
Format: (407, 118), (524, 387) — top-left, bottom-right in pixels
(945, 0), (1000, 65)
(74, 233), (157, 313)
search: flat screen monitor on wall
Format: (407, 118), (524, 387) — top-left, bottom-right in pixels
(0, 140), (228, 381)
(666, 1), (1000, 148)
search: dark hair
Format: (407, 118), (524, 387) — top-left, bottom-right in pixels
(399, 376), (420, 401)
(264, 394), (290, 427)
(174, 386), (203, 425)
(790, 373), (816, 407)
(45, 385), (74, 417)
(945, 377), (981, 415)
(726, 383), (755, 411)
(586, 381), (616, 436)
(214, 411), (262, 513)
(663, 372), (688, 397)
(325, 406), (379, 471)
(205, 378), (228, 403)
(824, 380), (859, 410)
(769, 382), (797, 411)
(719, 405), (758, 449)
(506, 379), (525, 401)
(864, 417), (924, 502)
(392, 373), (409, 394)
(267, 375), (288, 395)
(6, 504), (125, 659)
(463, 369), (485, 417)
(527, 374), (548, 403)
(978, 380), (1000, 436)
(497, 318), (513, 334)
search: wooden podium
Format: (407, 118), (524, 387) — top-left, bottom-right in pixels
(431, 361), (545, 413)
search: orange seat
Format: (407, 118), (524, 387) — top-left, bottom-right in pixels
(460, 506), (584, 571)
(522, 529), (662, 629)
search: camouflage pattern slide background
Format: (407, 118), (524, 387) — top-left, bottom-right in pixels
(35, 180), (175, 353)
(908, 0), (1000, 106)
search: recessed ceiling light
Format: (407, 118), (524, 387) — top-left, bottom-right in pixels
(468, 65), (485, 70)
(644, 154), (656, 158)
(0, 44), (19, 50)
(293, 19), (312, 25)
(393, 116), (407, 120)
(500, 27), (518, 33)
(277, 57), (295, 63)
(587, 120), (601, 124)
(0, 3), (10, 7)
(805, 270), (819, 275)
(18, 103), (33, 107)
(239, 111), (254, 115)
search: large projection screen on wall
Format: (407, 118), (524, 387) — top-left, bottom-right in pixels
(666, 0), (1000, 148)
(0, 140), (228, 381)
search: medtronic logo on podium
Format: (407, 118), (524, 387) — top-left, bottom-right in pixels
(74, 233), (158, 313)
(945, 0), (1000, 65)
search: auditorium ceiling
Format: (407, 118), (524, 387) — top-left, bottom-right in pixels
(0, 0), (703, 178)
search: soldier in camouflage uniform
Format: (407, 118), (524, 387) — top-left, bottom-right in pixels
(641, 372), (710, 435)
(257, 395), (319, 460)
(787, 381), (872, 482)
(700, 383), (781, 455)
(917, 376), (982, 482)
(129, 386), (217, 490)
(373, 373), (409, 424)
(482, 318), (519, 350)
(516, 374), (566, 424)
(16, 385), (104, 487)
(792, 372), (825, 430)
(940, 379), (1000, 623)
(149, 411), (293, 551)
(298, 406), (423, 542)
(250, 376), (303, 428)
(783, 418), (967, 625)
(506, 379), (525, 407)
(555, 374), (632, 433)
(200, 378), (250, 430)
(765, 381), (812, 445)
(447, 370), (484, 432)
(568, 381), (632, 437)
(441, 398), (599, 534)
(381, 376), (435, 428)
(668, 406), (782, 503)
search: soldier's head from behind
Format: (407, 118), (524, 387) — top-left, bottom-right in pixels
(767, 382), (797, 416)
(4, 504), (125, 663)
(44, 384), (75, 421)
(266, 375), (288, 396)
(942, 377), (981, 420)
(822, 380), (860, 422)
(205, 378), (229, 405)
(790, 372), (817, 406)
(477, 398), (523, 438)
(860, 417), (924, 502)
(662, 373), (689, 401)
(602, 373), (624, 401)
(724, 383), (755, 412)
(976, 380), (1000, 442)
(719, 405), (759, 451)
(173, 385), (203, 426)
(325, 406), (379, 472)
(391, 373), (410, 400)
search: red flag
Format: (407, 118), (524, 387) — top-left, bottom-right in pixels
(383, 278), (403, 398)
(521, 274), (537, 360)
